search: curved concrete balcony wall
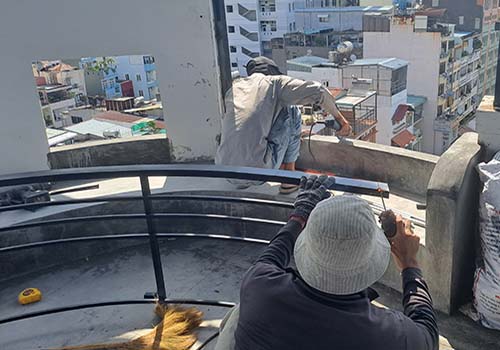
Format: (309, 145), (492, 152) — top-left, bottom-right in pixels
(3, 133), (484, 314)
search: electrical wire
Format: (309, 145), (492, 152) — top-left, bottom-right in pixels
(307, 122), (319, 165)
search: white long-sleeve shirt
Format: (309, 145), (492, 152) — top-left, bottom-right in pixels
(215, 73), (340, 169)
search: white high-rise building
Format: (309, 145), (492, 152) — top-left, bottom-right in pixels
(225, 0), (296, 75)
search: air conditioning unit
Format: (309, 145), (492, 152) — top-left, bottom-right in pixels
(103, 130), (121, 138)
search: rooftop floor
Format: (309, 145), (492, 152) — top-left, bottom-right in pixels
(1, 238), (499, 349)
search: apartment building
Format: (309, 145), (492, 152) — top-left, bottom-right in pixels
(422, 0), (500, 97)
(364, 14), (482, 155)
(225, 0), (296, 75)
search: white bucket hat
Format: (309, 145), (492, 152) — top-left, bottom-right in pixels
(294, 195), (391, 295)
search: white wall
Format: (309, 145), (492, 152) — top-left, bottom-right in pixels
(376, 90), (408, 145)
(360, 0), (393, 5)
(364, 23), (442, 154)
(226, 0), (261, 76)
(0, 0), (225, 174)
(288, 67), (342, 88)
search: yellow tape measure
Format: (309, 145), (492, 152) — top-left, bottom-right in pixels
(18, 288), (42, 305)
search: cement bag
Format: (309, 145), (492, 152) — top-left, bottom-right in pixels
(474, 152), (500, 329)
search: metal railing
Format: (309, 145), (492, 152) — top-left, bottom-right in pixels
(0, 164), (389, 346)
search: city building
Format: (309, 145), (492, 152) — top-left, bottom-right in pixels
(225, 0), (295, 75)
(293, 1), (392, 33)
(286, 52), (415, 148)
(422, 0), (500, 96)
(342, 58), (416, 148)
(114, 55), (160, 101)
(80, 57), (123, 99)
(286, 53), (343, 87)
(270, 3), (393, 73)
(33, 61), (87, 105)
(364, 14), (482, 154)
(37, 84), (77, 128)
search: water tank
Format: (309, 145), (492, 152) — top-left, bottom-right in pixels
(337, 41), (353, 55)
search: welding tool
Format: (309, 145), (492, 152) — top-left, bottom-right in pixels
(377, 187), (397, 239)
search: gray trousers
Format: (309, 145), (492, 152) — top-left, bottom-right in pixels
(214, 305), (240, 350)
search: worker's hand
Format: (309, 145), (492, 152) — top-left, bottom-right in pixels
(290, 175), (334, 224)
(390, 216), (420, 271)
(336, 121), (352, 137)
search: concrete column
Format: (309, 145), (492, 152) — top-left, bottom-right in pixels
(0, 0), (229, 176)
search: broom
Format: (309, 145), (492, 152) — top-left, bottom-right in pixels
(50, 304), (203, 350)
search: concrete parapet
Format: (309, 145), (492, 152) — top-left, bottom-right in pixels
(425, 132), (483, 313)
(297, 135), (439, 197)
(48, 135), (171, 169)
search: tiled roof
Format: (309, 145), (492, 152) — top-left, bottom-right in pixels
(328, 88), (347, 99)
(392, 130), (416, 148)
(392, 105), (410, 124)
(94, 111), (141, 124)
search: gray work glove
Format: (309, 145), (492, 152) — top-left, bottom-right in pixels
(290, 175), (334, 223)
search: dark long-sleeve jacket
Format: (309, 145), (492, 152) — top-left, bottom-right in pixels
(234, 221), (439, 350)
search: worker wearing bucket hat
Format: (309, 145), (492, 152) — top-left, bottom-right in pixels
(215, 175), (438, 350)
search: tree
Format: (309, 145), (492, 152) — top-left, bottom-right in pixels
(86, 57), (117, 75)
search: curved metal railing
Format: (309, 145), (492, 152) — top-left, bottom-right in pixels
(0, 164), (390, 347)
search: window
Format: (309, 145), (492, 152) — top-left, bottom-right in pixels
(136, 74), (142, 81)
(71, 116), (83, 124)
(322, 81), (329, 87)
(475, 18), (481, 30)
(293, 22), (296, 31)
(228, 25), (235, 33)
(139, 89), (144, 97)
(326, 0), (330, 6)
(143, 56), (155, 64)
(432, 0), (439, 7)
(226, 5), (233, 13)
(321, 0), (325, 7)
(230, 46), (237, 53)
(231, 62), (238, 68)
(459, 16), (464, 25)
(288, 3), (291, 12)
(125, 74), (130, 80)
(319, 15), (329, 23)
(289, 23), (293, 31)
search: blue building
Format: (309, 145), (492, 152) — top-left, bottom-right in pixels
(114, 55), (160, 101)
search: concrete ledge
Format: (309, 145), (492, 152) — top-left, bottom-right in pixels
(425, 132), (483, 313)
(297, 136), (439, 197)
(48, 135), (171, 169)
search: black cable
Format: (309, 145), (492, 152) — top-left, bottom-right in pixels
(194, 331), (220, 350)
(307, 122), (318, 165)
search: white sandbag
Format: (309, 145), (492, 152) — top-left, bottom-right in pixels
(474, 152), (500, 329)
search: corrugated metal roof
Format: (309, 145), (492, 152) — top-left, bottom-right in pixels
(65, 119), (132, 138)
(349, 57), (408, 69)
(407, 95), (427, 108)
(287, 55), (329, 67)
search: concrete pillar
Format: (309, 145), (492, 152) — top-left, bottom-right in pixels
(476, 95), (500, 160)
(0, 0), (229, 176)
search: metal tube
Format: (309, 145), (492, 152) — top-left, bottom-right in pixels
(0, 233), (270, 254)
(0, 298), (235, 325)
(140, 176), (167, 302)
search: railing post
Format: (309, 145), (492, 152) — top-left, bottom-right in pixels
(140, 176), (167, 302)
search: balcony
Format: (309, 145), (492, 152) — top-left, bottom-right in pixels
(0, 132), (495, 349)
(0, 2), (498, 349)
(239, 26), (259, 42)
(336, 91), (377, 140)
(238, 3), (256, 21)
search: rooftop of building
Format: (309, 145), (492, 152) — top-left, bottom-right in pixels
(348, 57), (409, 69)
(287, 54), (331, 67)
(407, 95), (428, 108)
(36, 84), (73, 92)
(65, 118), (133, 138)
(294, 5), (394, 13)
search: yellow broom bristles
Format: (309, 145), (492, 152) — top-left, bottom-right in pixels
(51, 304), (203, 350)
